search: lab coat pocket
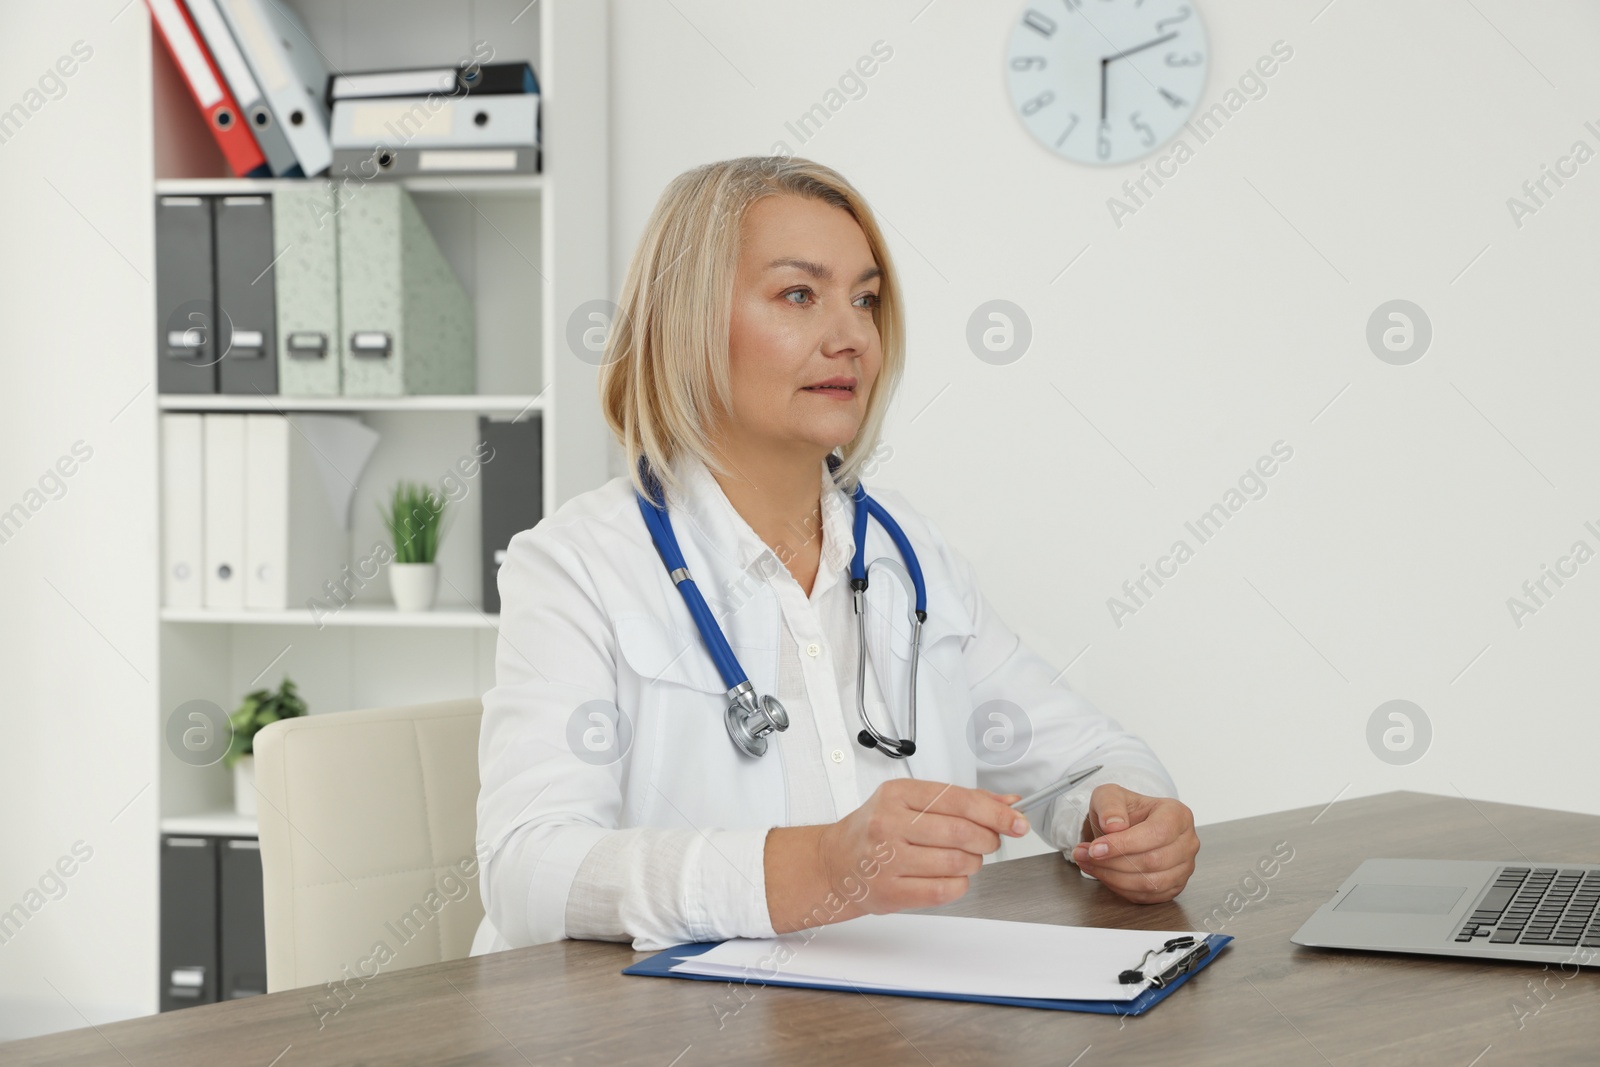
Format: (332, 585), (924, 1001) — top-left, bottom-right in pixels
(879, 574), (976, 669)
(611, 612), (783, 831)
(614, 613), (725, 694)
(880, 578), (976, 785)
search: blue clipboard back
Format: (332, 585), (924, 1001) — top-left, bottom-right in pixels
(622, 932), (1232, 1016)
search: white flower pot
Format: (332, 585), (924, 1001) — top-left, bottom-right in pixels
(233, 754), (256, 817)
(390, 562), (439, 612)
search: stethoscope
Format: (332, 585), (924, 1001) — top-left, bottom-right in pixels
(634, 455), (927, 760)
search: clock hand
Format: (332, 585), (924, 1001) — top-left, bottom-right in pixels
(1100, 29), (1177, 126)
(1099, 55), (1108, 123)
(1103, 30), (1178, 67)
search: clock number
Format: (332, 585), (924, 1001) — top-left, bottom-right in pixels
(1054, 112), (1080, 148)
(1154, 6), (1191, 33)
(1006, 0), (1206, 165)
(1023, 10), (1057, 36)
(1129, 110), (1154, 148)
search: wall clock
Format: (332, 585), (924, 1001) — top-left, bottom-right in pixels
(1005, 0), (1209, 165)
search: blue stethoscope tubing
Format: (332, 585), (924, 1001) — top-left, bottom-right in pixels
(634, 455), (927, 759)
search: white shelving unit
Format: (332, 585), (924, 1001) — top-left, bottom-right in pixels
(152, 0), (609, 831)
(160, 606), (498, 629)
(156, 394), (544, 414)
(154, 174), (544, 197)
(159, 811), (263, 838)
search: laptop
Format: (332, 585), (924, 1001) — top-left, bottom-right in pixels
(1291, 859), (1600, 965)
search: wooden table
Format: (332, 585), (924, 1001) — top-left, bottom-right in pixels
(8, 791), (1599, 1065)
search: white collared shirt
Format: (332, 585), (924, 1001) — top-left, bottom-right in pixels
(470, 453), (1178, 955)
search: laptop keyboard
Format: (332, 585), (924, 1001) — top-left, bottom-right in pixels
(1455, 867), (1600, 947)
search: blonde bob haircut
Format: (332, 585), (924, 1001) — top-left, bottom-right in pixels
(599, 155), (905, 504)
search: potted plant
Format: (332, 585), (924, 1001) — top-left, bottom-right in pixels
(379, 480), (448, 612)
(224, 678), (308, 816)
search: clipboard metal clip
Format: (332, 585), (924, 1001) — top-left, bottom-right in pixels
(1117, 936), (1210, 989)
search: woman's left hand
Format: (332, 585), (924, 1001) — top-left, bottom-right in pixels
(1070, 784), (1199, 904)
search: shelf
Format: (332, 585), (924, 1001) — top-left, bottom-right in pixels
(161, 606), (499, 629)
(156, 394), (543, 415)
(399, 174), (544, 196)
(154, 174), (543, 197)
(161, 810), (259, 838)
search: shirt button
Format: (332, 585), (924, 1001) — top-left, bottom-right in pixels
(831, 748), (844, 763)
(806, 642), (821, 658)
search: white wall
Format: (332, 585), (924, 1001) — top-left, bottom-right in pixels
(0, 0), (158, 1040)
(610, 0), (1600, 828)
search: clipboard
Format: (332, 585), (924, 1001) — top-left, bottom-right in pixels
(624, 930), (1232, 1016)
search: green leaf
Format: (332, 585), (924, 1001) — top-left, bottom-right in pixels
(224, 676), (310, 761)
(376, 479), (448, 563)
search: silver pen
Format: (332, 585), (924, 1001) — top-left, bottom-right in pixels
(1010, 764), (1103, 816)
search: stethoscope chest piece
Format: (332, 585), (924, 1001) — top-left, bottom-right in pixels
(725, 684), (790, 758)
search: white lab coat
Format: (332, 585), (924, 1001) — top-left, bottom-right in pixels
(471, 455), (1179, 954)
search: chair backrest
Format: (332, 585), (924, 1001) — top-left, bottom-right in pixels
(253, 697), (483, 994)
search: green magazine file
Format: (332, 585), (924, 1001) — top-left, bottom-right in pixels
(337, 184), (475, 396)
(273, 181), (342, 397)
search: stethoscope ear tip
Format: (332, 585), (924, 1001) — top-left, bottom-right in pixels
(857, 730), (915, 759)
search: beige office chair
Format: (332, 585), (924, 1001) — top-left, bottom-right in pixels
(253, 697), (484, 994)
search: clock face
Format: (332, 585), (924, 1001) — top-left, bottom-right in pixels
(1005, 0), (1209, 165)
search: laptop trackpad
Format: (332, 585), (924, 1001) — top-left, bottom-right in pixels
(1334, 883), (1465, 915)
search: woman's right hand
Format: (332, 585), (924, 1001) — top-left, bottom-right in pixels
(765, 779), (1030, 933)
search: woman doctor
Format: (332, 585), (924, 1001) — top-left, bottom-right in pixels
(471, 156), (1199, 955)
